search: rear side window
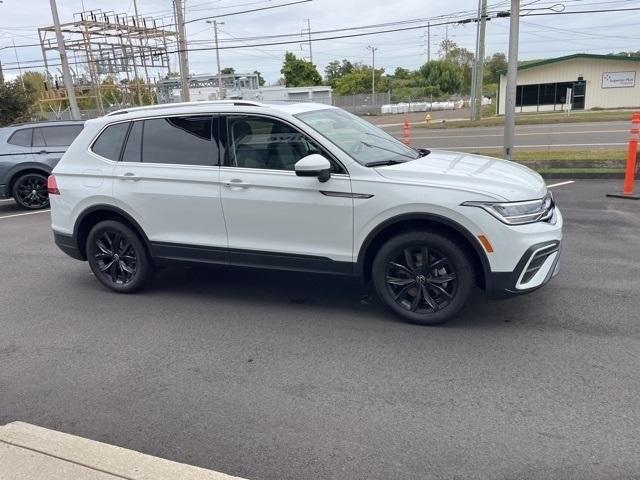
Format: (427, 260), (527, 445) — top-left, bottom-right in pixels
(92, 122), (130, 161)
(7, 129), (32, 147)
(34, 125), (83, 147)
(142, 116), (216, 166)
(121, 121), (142, 163)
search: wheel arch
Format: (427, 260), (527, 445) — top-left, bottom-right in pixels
(356, 213), (491, 289)
(7, 164), (52, 195)
(74, 205), (150, 261)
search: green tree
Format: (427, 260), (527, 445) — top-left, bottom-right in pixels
(439, 39), (474, 93)
(333, 64), (388, 95)
(393, 67), (411, 80)
(17, 71), (47, 100)
(281, 52), (322, 87)
(253, 70), (266, 86)
(418, 60), (464, 94)
(324, 59), (354, 87)
(484, 52), (507, 84)
(221, 67), (235, 75)
(0, 79), (35, 126)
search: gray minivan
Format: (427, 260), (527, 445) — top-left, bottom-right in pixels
(0, 121), (84, 209)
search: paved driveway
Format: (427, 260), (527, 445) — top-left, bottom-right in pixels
(0, 180), (639, 479)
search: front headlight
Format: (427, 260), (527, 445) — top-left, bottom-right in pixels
(462, 192), (554, 225)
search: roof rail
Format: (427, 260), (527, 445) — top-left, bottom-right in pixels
(105, 100), (265, 117)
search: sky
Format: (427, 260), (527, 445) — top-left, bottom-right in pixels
(0, 0), (638, 84)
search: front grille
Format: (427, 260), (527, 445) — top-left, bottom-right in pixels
(521, 244), (559, 283)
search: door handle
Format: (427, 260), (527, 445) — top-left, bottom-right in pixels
(223, 179), (250, 189)
(38, 150), (49, 154)
(117, 172), (141, 181)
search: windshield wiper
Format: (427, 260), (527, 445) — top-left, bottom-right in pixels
(365, 159), (407, 167)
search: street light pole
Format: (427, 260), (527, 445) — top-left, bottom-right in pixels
(206, 20), (224, 100)
(503, 0), (520, 160)
(367, 45), (378, 101)
(49, 0), (81, 119)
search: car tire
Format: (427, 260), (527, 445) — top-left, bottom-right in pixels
(86, 220), (154, 293)
(372, 231), (474, 325)
(12, 172), (50, 210)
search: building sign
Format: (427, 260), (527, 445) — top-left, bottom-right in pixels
(601, 71), (636, 89)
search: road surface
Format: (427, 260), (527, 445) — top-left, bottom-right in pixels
(375, 120), (629, 152)
(1, 180), (639, 479)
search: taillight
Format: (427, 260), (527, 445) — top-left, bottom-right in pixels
(47, 175), (60, 195)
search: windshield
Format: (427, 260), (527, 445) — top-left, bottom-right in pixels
(295, 108), (420, 166)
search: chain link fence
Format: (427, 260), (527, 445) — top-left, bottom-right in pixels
(331, 92), (391, 115)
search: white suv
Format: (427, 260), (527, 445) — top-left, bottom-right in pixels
(49, 101), (562, 325)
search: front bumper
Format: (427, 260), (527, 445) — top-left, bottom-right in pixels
(485, 240), (561, 299)
(53, 231), (84, 261)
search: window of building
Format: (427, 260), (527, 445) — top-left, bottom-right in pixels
(142, 116), (216, 166)
(92, 122), (130, 161)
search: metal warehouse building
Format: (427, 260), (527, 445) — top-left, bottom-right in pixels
(497, 54), (640, 114)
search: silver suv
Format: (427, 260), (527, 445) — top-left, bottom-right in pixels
(0, 121), (84, 209)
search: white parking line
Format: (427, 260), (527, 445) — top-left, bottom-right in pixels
(0, 210), (50, 220)
(0, 198), (15, 203)
(547, 180), (576, 188)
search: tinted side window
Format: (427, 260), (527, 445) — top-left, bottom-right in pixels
(7, 129), (32, 147)
(142, 116), (216, 166)
(92, 122), (130, 161)
(121, 121), (142, 163)
(33, 128), (46, 147)
(37, 125), (83, 146)
(226, 116), (337, 172)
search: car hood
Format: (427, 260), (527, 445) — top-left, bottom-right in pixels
(373, 150), (547, 201)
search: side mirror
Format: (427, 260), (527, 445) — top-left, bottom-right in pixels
(294, 154), (331, 183)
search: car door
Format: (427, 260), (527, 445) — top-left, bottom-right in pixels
(220, 114), (353, 273)
(33, 124), (83, 169)
(112, 115), (227, 257)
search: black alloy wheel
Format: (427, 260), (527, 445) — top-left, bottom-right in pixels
(94, 231), (138, 285)
(372, 231), (474, 325)
(12, 173), (49, 210)
(86, 220), (153, 293)
(385, 246), (457, 314)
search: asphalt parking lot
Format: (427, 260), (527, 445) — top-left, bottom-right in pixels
(1, 180), (639, 480)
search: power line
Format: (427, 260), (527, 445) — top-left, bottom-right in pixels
(183, 0), (313, 25)
(2, 5), (640, 72)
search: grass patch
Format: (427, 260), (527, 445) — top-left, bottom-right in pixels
(537, 167), (624, 174)
(472, 149), (626, 162)
(421, 109), (635, 129)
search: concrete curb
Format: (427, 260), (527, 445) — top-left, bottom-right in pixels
(0, 422), (246, 480)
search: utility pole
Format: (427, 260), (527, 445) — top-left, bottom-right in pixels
(473, 0), (488, 121)
(470, 0), (482, 121)
(503, 0), (520, 160)
(206, 19), (224, 100)
(367, 45), (378, 102)
(427, 22), (431, 62)
(12, 40), (26, 92)
(49, 0), (81, 119)
(174, 0), (190, 101)
(0, 60), (4, 84)
(306, 18), (313, 64)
